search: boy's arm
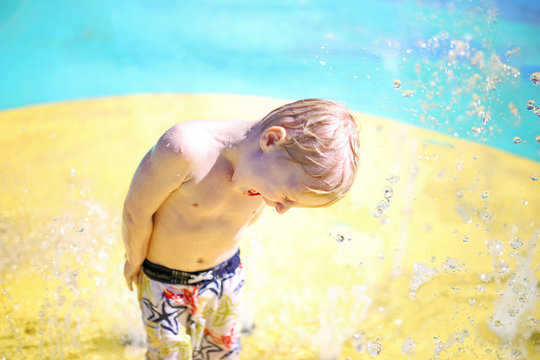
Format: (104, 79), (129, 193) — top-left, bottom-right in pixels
(122, 127), (191, 290)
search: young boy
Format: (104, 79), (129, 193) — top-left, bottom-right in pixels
(122, 99), (360, 359)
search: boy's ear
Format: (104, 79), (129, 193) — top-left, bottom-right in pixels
(260, 126), (287, 150)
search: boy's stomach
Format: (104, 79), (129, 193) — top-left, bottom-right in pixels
(146, 218), (247, 272)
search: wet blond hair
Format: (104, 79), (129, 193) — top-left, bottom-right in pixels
(256, 99), (360, 206)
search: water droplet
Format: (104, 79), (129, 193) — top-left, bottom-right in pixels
(531, 175), (538, 181)
(513, 136), (522, 144)
(320, 61), (326, 66)
(480, 273), (492, 283)
(508, 308), (519, 317)
(462, 235), (469, 242)
(387, 175), (401, 184)
(401, 336), (416, 354)
(441, 257), (465, 273)
(536, 135), (540, 143)
(410, 262), (439, 291)
(486, 239), (504, 256)
(535, 107), (540, 117)
(468, 298), (477, 306)
(430, 256), (436, 262)
(481, 191), (489, 199)
(526, 100), (536, 110)
(377, 198), (390, 210)
(383, 186), (393, 199)
(509, 237), (523, 249)
(495, 259), (510, 275)
(367, 338), (382, 357)
(476, 284), (486, 291)
(530, 71), (540, 85)
(512, 349), (525, 360)
(483, 111), (490, 125)
(373, 207), (384, 218)
(402, 90), (414, 98)
(335, 234), (345, 243)
(352, 331), (367, 353)
(393, 79), (401, 89)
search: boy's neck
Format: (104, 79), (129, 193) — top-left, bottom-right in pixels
(219, 120), (258, 170)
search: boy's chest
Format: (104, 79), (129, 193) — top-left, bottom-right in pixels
(161, 162), (262, 223)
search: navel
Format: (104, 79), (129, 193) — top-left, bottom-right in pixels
(192, 203), (199, 207)
(196, 258), (204, 263)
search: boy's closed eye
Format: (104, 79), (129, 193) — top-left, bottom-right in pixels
(282, 195), (294, 204)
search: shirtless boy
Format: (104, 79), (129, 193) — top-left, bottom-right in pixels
(122, 99), (360, 359)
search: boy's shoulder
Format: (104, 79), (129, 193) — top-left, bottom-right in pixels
(156, 121), (214, 158)
(151, 121), (232, 174)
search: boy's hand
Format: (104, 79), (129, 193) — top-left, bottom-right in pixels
(124, 260), (141, 291)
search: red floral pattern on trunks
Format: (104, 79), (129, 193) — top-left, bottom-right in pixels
(164, 286), (200, 313)
(204, 326), (237, 349)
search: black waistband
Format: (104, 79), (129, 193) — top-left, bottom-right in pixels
(142, 249), (241, 285)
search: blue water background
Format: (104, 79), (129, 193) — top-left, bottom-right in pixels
(0, 0), (539, 160)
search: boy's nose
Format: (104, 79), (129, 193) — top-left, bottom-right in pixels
(275, 202), (290, 214)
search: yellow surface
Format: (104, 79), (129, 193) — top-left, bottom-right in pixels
(0, 94), (538, 359)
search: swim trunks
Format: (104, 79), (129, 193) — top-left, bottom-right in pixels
(138, 250), (243, 360)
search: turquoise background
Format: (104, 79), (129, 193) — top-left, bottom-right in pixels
(0, 0), (539, 160)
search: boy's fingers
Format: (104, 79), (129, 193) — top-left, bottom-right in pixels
(125, 275), (133, 291)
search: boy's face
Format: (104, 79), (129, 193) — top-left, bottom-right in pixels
(233, 127), (331, 214)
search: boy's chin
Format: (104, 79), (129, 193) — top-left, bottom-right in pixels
(232, 183), (250, 195)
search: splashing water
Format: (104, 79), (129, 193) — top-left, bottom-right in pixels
(401, 336), (416, 354)
(433, 329), (471, 359)
(486, 239), (505, 256)
(402, 90), (414, 98)
(409, 262), (439, 292)
(351, 331), (367, 353)
(441, 257), (466, 274)
(530, 72), (540, 85)
(386, 175), (401, 184)
(509, 237), (523, 250)
(489, 232), (538, 342)
(382, 186), (393, 200)
(367, 338), (382, 357)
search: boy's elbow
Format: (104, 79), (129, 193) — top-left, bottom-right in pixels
(122, 204), (154, 228)
(123, 209), (135, 224)
(122, 204), (143, 226)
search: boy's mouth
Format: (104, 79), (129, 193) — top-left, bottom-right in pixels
(244, 189), (261, 197)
